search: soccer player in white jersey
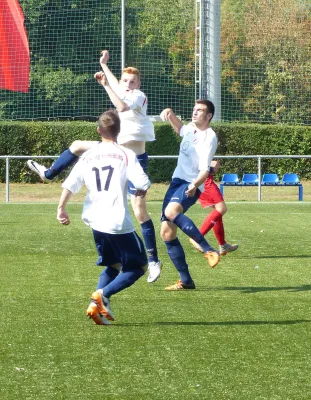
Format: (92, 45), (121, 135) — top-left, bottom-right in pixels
(27, 50), (162, 283)
(57, 109), (150, 325)
(160, 100), (220, 290)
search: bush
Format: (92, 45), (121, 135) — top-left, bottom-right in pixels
(1, 120), (311, 182)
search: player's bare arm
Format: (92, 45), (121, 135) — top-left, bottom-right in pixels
(160, 108), (183, 135)
(186, 170), (210, 197)
(99, 50), (119, 90)
(94, 71), (130, 112)
(57, 188), (73, 225)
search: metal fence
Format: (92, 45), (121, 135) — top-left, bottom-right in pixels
(1, 154), (310, 203)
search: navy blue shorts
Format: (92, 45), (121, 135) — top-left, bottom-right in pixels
(128, 152), (148, 195)
(92, 229), (148, 271)
(161, 178), (200, 222)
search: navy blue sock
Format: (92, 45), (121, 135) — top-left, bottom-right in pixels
(173, 213), (214, 252)
(96, 266), (119, 290)
(165, 238), (193, 285)
(141, 219), (158, 263)
(45, 149), (79, 179)
(103, 268), (144, 298)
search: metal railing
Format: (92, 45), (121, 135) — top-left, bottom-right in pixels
(1, 154), (310, 203)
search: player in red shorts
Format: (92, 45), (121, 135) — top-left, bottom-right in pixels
(189, 160), (239, 256)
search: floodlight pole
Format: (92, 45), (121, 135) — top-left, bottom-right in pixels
(121, 0), (126, 69)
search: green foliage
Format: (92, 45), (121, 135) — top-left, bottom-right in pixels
(2, 120), (311, 183)
(0, 121), (98, 182)
(146, 123), (181, 182)
(213, 122), (311, 179)
(221, 0), (311, 125)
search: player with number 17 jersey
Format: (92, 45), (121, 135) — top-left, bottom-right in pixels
(62, 142), (150, 234)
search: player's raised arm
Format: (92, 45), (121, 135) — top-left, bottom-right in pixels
(94, 71), (130, 112)
(99, 50), (119, 91)
(160, 108), (183, 135)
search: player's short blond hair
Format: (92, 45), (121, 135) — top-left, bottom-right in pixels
(122, 67), (141, 81)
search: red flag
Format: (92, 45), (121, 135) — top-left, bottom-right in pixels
(0, 0), (30, 93)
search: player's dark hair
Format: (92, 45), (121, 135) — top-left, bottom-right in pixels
(97, 109), (120, 139)
(196, 99), (215, 120)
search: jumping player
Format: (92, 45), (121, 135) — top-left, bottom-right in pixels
(28, 50), (162, 283)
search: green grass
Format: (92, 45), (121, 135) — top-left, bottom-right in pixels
(1, 201), (311, 399)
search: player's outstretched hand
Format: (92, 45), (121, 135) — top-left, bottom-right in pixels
(134, 189), (148, 198)
(57, 209), (70, 225)
(94, 71), (108, 86)
(100, 50), (109, 65)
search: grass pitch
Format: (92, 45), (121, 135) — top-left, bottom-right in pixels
(0, 200), (311, 399)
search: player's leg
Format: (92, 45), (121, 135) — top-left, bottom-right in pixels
(96, 232), (148, 302)
(162, 179), (219, 271)
(161, 220), (196, 290)
(200, 203), (227, 236)
(190, 178), (238, 255)
(163, 180), (219, 267)
(128, 151), (162, 283)
(96, 264), (120, 289)
(27, 140), (98, 182)
(130, 194), (162, 283)
(86, 230), (122, 324)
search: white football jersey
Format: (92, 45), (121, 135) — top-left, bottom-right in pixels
(116, 87), (155, 144)
(172, 123), (218, 191)
(62, 142), (150, 234)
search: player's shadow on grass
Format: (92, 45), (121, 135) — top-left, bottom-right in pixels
(202, 285), (311, 293)
(117, 319), (311, 327)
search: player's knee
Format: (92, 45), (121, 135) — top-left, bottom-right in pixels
(216, 202), (227, 215)
(160, 224), (173, 241)
(164, 202), (182, 222)
(164, 209), (177, 222)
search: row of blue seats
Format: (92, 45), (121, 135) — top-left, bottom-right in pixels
(219, 173), (303, 201)
(221, 173), (301, 186)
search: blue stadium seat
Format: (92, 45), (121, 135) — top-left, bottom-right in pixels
(282, 173), (300, 185)
(242, 173), (258, 185)
(261, 173), (280, 185)
(221, 173), (240, 185)
(219, 173), (240, 196)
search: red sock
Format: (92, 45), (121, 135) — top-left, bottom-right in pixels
(213, 218), (226, 245)
(200, 209), (223, 236)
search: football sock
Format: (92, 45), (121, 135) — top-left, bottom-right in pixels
(172, 213), (214, 252)
(140, 219), (159, 263)
(164, 238), (193, 285)
(103, 268), (145, 298)
(199, 209), (223, 236)
(45, 149), (79, 179)
(96, 266), (119, 290)
(213, 219), (226, 246)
